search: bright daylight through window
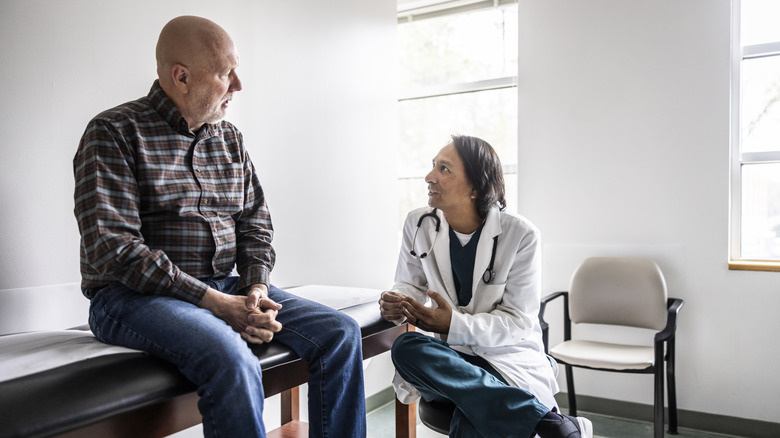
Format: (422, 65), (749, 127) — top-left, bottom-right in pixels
(397, 0), (518, 228)
(731, 0), (780, 270)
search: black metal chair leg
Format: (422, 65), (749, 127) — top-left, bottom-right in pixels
(654, 345), (665, 438)
(565, 365), (577, 416)
(667, 338), (678, 434)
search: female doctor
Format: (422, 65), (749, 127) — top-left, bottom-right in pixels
(380, 135), (592, 438)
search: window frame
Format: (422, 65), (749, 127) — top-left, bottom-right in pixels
(396, 0), (520, 224)
(729, 0), (780, 272)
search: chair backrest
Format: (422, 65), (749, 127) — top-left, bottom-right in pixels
(569, 257), (668, 331)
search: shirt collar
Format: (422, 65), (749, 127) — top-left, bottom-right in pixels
(148, 80), (220, 138)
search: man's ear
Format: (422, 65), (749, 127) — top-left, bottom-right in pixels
(171, 64), (189, 93)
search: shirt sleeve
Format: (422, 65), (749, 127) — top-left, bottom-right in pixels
(234, 133), (275, 292)
(73, 119), (208, 304)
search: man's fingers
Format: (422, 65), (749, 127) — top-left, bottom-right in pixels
(258, 295), (282, 311)
(427, 290), (445, 306)
(402, 303), (426, 322)
(403, 298), (429, 315)
(247, 309), (282, 332)
(380, 291), (406, 303)
(245, 289), (261, 309)
(241, 328), (275, 344)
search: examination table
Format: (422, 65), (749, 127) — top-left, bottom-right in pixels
(0, 285), (416, 438)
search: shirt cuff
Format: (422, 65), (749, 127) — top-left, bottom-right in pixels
(238, 265), (271, 293)
(171, 272), (210, 305)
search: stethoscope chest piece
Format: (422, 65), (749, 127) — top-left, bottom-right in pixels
(481, 235), (498, 283)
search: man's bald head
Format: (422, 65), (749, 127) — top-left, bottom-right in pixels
(154, 16), (242, 130)
(156, 16), (234, 85)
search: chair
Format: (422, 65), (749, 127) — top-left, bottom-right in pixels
(539, 257), (684, 438)
(418, 398), (455, 435)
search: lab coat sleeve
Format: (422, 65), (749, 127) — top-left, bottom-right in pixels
(390, 209), (432, 305)
(388, 209), (428, 403)
(446, 220), (542, 349)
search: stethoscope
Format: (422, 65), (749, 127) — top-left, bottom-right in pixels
(410, 208), (498, 283)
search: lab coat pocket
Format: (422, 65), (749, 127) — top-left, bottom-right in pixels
(473, 282), (507, 311)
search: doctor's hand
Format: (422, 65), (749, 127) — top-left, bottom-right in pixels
(403, 290), (452, 335)
(379, 291), (407, 322)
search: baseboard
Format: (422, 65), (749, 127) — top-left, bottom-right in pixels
(555, 393), (780, 438)
(366, 387), (396, 413)
(368, 388), (780, 437)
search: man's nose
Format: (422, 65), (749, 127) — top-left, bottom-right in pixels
(231, 72), (243, 92)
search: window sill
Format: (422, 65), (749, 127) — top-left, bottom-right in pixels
(728, 260), (780, 272)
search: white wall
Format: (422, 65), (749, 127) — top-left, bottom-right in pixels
(518, 0), (780, 424)
(0, 0), (398, 315)
(0, 0), (399, 427)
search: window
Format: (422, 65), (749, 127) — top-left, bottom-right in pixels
(730, 0), (780, 271)
(397, 0), (518, 227)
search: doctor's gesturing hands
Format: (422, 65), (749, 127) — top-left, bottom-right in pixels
(379, 290), (452, 334)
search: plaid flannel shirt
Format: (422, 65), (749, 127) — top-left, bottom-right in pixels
(73, 81), (275, 304)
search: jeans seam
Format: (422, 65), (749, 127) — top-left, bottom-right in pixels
(280, 325), (329, 436)
(319, 356), (328, 438)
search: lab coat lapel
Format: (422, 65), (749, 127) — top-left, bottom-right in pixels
(431, 212), (458, 304)
(471, 207), (502, 296)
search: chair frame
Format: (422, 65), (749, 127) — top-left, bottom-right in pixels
(418, 397), (455, 435)
(539, 291), (684, 438)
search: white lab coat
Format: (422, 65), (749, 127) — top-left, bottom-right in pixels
(390, 205), (559, 409)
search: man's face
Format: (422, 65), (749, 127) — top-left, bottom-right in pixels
(425, 143), (475, 215)
(184, 44), (242, 129)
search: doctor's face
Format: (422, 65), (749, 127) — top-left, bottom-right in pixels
(425, 143), (476, 216)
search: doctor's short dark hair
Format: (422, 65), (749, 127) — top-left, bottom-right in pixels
(451, 134), (506, 219)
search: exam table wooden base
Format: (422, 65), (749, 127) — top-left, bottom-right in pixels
(53, 324), (417, 438)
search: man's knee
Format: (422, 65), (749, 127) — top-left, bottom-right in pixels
(194, 330), (254, 363)
(318, 310), (362, 355)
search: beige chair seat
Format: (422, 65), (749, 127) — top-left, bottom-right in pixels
(550, 340), (654, 371)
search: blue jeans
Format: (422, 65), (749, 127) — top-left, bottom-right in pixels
(88, 278), (366, 438)
(392, 332), (548, 438)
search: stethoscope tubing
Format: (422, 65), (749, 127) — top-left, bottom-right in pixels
(409, 209), (440, 259)
(409, 208), (497, 284)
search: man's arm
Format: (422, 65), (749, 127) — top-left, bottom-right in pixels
(74, 119), (208, 303)
(233, 136), (275, 292)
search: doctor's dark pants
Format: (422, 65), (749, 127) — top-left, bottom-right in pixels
(392, 331), (549, 438)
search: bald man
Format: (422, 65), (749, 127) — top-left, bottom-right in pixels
(73, 16), (366, 437)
